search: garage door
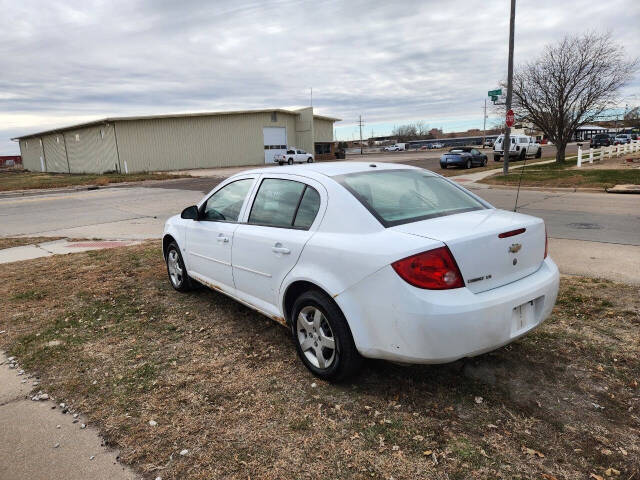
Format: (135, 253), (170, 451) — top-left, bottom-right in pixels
(263, 127), (287, 164)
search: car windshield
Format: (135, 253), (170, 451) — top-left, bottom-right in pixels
(335, 169), (486, 227)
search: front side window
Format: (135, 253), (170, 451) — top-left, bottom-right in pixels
(335, 169), (485, 227)
(249, 179), (320, 229)
(202, 178), (253, 222)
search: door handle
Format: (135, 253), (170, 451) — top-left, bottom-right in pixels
(272, 243), (290, 254)
(217, 234), (229, 243)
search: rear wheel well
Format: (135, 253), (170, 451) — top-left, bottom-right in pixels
(162, 234), (176, 259)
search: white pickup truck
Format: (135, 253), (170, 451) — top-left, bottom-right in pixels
(274, 148), (314, 165)
(493, 134), (542, 162)
(383, 143), (406, 151)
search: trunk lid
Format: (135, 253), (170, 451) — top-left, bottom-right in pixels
(392, 209), (545, 293)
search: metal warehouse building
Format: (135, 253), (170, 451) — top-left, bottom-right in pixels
(12, 107), (339, 174)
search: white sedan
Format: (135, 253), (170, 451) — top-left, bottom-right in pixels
(163, 162), (559, 381)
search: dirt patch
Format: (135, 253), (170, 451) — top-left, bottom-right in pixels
(1, 244), (638, 480)
(0, 170), (190, 192)
(0, 237), (65, 250)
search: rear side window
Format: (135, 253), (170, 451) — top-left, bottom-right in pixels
(335, 169), (485, 227)
(249, 179), (321, 229)
(293, 187), (320, 229)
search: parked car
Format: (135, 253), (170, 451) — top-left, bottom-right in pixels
(431, 142), (445, 149)
(493, 134), (542, 161)
(274, 148), (314, 165)
(590, 134), (612, 148)
(163, 162), (559, 381)
(384, 143), (406, 152)
(440, 147), (488, 169)
(483, 139), (494, 147)
(614, 134), (632, 145)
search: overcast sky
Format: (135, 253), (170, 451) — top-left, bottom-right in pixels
(1, 0), (639, 153)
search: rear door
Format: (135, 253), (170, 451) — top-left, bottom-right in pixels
(232, 175), (326, 313)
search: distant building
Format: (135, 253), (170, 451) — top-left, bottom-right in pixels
(12, 107), (339, 174)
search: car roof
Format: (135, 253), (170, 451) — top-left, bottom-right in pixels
(237, 161), (426, 178)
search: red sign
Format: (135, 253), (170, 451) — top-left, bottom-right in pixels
(505, 109), (515, 128)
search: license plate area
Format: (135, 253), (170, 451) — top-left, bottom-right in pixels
(511, 297), (540, 335)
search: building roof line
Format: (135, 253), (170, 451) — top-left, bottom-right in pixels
(11, 108), (342, 140)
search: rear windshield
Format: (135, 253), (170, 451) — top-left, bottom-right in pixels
(335, 169), (486, 227)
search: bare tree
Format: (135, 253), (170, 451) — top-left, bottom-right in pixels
(510, 32), (637, 162)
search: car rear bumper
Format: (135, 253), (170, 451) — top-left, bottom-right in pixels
(441, 157), (465, 167)
(336, 257), (559, 364)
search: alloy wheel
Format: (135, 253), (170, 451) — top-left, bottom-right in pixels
(296, 306), (336, 369)
(167, 249), (183, 287)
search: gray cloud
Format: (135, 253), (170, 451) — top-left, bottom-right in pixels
(1, 0), (638, 153)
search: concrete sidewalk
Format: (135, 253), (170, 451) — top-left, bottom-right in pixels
(0, 353), (137, 480)
(0, 239), (142, 265)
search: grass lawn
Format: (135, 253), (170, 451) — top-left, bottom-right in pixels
(0, 169), (189, 191)
(482, 157), (640, 189)
(1, 244), (639, 479)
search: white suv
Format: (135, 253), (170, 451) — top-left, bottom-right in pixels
(493, 135), (542, 162)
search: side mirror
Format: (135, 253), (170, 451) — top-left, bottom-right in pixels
(181, 205), (199, 220)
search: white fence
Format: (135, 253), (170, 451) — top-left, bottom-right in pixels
(576, 139), (640, 167)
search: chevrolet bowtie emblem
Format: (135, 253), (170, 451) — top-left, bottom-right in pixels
(509, 243), (522, 253)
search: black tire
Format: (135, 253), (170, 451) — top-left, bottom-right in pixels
(441, 164), (447, 169)
(288, 158), (293, 165)
(165, 241), (194, 292)
(519, 150), (526, 161)
(291, 290), (363, 382)
(465, 159), (471, 169)
(278, 161), (284, 166)
(494, 154), (501, 162)
(535, 148), (542, 159)
(307, 157), (313, 163)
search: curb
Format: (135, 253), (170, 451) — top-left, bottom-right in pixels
(480, 184), (606, 193)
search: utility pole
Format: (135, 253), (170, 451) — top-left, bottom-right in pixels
(358, 115), (364, 155)
(310, 87), (313, 107)
(503, 0), (516, 175)
(482, 99), (487, 148)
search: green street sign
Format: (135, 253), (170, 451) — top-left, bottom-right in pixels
(488, 89), (502, 97)
(491, 95), (498, 101)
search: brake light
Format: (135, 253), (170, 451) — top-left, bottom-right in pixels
(499, 227), (526, 238)
(544, 226), (548, 259)
(392, 246), (464, 290)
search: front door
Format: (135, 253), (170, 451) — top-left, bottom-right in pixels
(232, 177), (324, 313)
(185, 178), (255, 291)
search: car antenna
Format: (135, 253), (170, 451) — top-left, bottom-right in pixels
(513, 152), (528, 212)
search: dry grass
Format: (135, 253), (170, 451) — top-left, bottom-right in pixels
(0, 236), (65, 250)
(0, 170), (190, 191)
(1, 244), (639, 480)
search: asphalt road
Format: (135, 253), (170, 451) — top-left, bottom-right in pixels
(351, 142), (580, 172)
(0, 172), (638, 246)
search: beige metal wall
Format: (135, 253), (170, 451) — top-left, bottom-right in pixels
(42, 133), (69, 173)
(294, 107), (314, 153)
(313, 118), (334, 143)
(19, 138), (45, 172)
(65, 124), (119, 173)
(115, 112), (298, 172)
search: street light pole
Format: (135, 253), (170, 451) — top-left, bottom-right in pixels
(503, 0), (516, 175)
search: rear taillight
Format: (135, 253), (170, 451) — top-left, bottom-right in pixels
(392, 246), (464, 290)
(544, 226), (548, 259)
